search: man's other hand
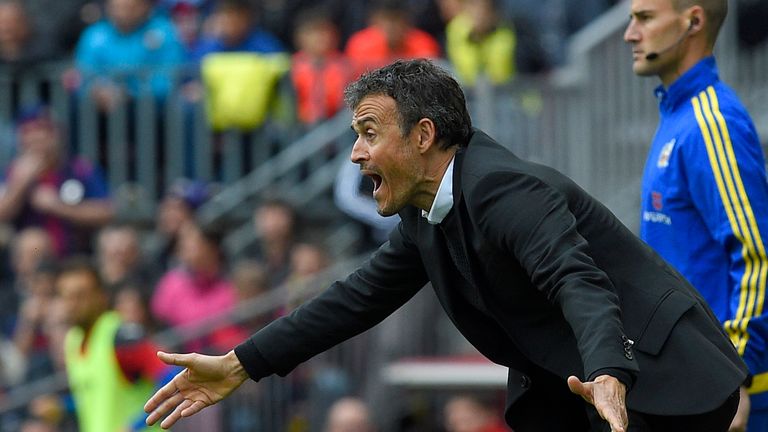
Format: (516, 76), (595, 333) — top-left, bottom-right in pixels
(568, 374), (628, 432)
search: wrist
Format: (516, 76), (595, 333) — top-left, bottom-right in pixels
(224, 350), (248, 382)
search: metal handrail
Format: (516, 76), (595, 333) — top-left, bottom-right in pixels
(196, 110), (353, 227)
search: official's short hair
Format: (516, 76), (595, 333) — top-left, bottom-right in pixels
(343, 59), (473, 150)
(672, 0), (727, 44)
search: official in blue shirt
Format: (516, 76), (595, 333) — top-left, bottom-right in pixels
(626, 0), (768, 430)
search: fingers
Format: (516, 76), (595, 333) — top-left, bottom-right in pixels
(181, 400), (208, 418)
(603, 407), (627, 432)
(160, 398), (194, 429)
(145, 390), (184, 426)
(567, 375), (594, 404)
(144, 375), (181, 414)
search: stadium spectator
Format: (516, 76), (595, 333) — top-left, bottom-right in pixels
(345, 0), (441, 75)
(289, 242), (330, 281)
(231, 259), (270, 303)
(144, 177), (212, 271)
(324, 397), (377, 432)
(193, 0), (289, 131)
(96, 223), (158, 293)
(290, 7), (353, 126)
(445, 0), (516, 86)
(150, 220), (238, 351)
(74, 0), (186, 111)
(0, 106), (114, 256)
(7, 227), (54, 296)
(158, 0), (213, 51)
(443, 394), (508, 432)
(12, 257), (58, 382)
(0, 1), (58, 66)
(190, 0), (284, 62)
(20, 0), (101, 55)
(249, 198), (298, 288)
(113, 278), (157, 336)
(229, 259), (272, 328)
(57, 257), (177, 432)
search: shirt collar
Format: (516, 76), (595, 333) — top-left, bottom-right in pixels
(422, 155), (456, 225)
(654, 56), (719, 113)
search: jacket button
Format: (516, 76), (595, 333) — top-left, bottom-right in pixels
(520, 375), (531, 389)
(624, 350), (633, 360)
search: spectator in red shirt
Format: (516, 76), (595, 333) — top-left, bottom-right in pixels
(345, 0), (441, 75)
(291, 7), (353, 126)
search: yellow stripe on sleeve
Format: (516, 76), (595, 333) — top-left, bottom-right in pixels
(708, 87), (768, 322)
(691, 92), (753, 351)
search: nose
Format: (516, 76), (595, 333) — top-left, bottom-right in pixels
(350, 136), (368, 164)
(624, 20), (639, 43)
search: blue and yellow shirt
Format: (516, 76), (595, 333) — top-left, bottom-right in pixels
(640, 56), (768, 403)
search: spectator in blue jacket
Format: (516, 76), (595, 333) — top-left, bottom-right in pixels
(74, 0), (186, 111)
(190, 0), (285, 63)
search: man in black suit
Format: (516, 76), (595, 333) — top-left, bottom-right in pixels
(144, 59), (746, 431)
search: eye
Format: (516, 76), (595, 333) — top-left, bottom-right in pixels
(365, 130), (376, 141)
(635, 13), (651, 23)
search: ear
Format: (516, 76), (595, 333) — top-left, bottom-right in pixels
(415, 118), (437, 154)
(687, 5), (704, 33)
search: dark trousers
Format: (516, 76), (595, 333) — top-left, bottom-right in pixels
(624, 389), (740, 432)
(508, 368), (739, 432)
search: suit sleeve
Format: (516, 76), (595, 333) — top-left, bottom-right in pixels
(687, 89), (768, 377)
(467, 172), (639, 381)
(235, 221), (429, 380)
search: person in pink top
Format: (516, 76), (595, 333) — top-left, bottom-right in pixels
(345, 0), (441, 76)
(150, 220), (239, 352)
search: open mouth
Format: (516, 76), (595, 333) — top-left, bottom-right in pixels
(370, 174), (383, 193)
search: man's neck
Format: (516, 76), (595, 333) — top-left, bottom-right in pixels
(415, 147), (458, 212)
(659, 47), (713, 87)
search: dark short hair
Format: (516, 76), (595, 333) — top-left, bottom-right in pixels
(672, 0), (727, 44)
(57, 256), (104, 291)
(343, 59), (473, 150)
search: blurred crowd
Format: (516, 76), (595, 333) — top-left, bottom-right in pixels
(0, 0), (628, 128)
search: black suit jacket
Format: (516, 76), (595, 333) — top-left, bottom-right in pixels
(236, 129), (747, 424)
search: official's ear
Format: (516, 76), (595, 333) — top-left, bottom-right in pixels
(415, 118), (436, 154)
(687, 6), (705, 33)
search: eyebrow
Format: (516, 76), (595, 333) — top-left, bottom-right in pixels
(630, 9), (653, 17)
(350, 116), (377, 131)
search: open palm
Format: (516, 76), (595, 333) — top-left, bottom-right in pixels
(144, 351), (249, 429)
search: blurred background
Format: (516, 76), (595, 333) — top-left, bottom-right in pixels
(0, 0), (766, 430)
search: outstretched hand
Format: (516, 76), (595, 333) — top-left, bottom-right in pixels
(144, 350), (249, 429)
(568, 374), (628, 432)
